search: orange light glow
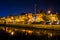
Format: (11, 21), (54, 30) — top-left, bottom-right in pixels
(27, 30), (33, 34)
(11, 31), (14, 35)
(48, 10), (51, 14)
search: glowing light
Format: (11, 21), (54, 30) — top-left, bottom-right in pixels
(48, 33), (52, 38)
(1, 27), (5, 31)
(11, 32), (14, 35)
(11, 16), (14, 19)
(28, 18), (34, 24)
(49, 22), (52, 25)
(21, 29), (26, 32)
(57, 20), (59, 24)
(16, 19), (20, 22)
(8, 29), (12, 33)
(6, 27), (9, 32)
(27, 30), (33, 34)
(48, 10), (51, 14)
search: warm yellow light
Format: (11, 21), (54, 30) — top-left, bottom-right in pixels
(11, 31), (14, 35)
(48, 10), (51, 14)
(10, 16), (14, 19)
(6, 27), (9, 32)
(27, 30), (32, 34)
(51, 16), (57, 21)
(28, 18), (34, 23)
(48, 33), (52, 38)
(36, 18), (44, 22)
(8, 29), (12, 33)
(16, 19), (20, 22)
(21, 29), (26, 32)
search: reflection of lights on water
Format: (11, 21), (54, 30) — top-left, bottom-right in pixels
(21, 29), (26, 32)
(43, 31), (47, 34)
(36, 31), (40, 36)
(14, 28), (18, 31)
(6, 27), (9, 32)
(27, 30), (33, 35)
(25, 33), (27, 35)
(11, 32), (14, 35)
(8, 29), (12, 33)
(1, 27), (5, 31)
(21, 29), (33, 35)
(48, 33), (52, 38)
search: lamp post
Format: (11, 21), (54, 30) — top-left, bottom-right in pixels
(47, 10), (51, 14)
(34, 0), (37, 14)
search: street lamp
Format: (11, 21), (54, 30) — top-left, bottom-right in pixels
(48, 10), (51, 14)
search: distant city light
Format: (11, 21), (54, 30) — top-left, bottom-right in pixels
(48, 10), (51, 14)
(0, 10), (59, 25)
(11, 16), (14, 19)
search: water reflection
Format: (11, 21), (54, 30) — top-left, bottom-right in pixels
(10, 31), (14, 36)
(0, 26), (60, 40)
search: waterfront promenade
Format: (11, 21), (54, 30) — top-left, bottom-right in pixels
(0, 24), (60, 31)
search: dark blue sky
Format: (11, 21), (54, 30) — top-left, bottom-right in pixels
(0, 0), (60, 17)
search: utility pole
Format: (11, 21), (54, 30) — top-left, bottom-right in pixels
(34, 4), (36, 14)
(33, 0), (37, 23)
(34, 0), (37, 14)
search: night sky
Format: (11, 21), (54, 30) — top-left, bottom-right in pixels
(0, 0), (60, 17)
